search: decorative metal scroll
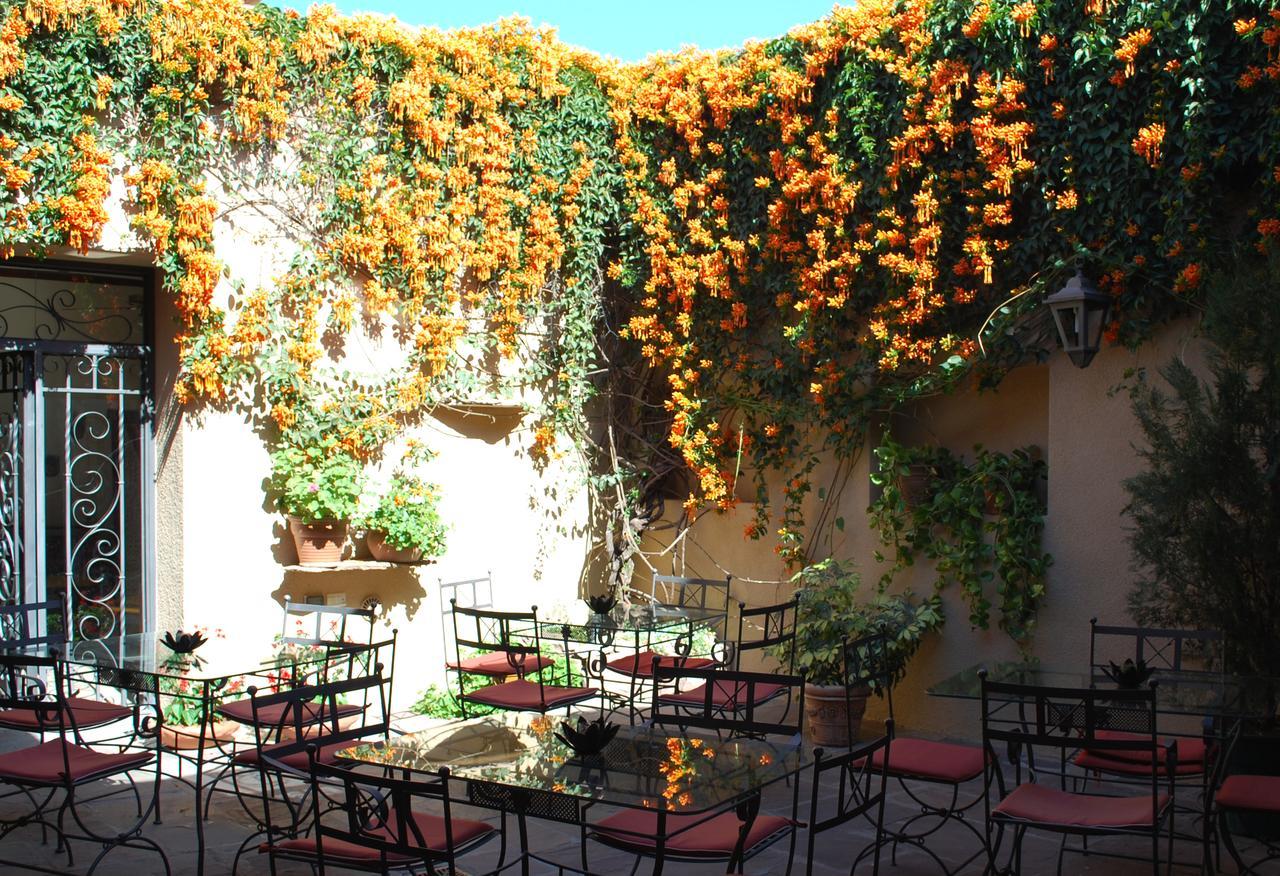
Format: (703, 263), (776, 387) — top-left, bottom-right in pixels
(48, 354), (144, 644)
(0, 279), (139, 345)
(0, 354), (23, 605)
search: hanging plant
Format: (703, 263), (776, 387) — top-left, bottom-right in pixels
(869, 437), (1050, 643)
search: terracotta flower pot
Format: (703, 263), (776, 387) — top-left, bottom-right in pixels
(898, 464), (936, 509)
(289, 517), (348, 565)
(159, 719), (239, 750)
(366, 530), (424, 564)
(803, 683), (870, 747)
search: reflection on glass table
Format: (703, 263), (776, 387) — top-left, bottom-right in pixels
(929, 659), (1275, 720)
(339, 711), (805, 815)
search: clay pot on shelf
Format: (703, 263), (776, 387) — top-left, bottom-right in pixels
(288, 517), (348, 565)
(803, 683), (871, 747)
(365, 530), (424, 564)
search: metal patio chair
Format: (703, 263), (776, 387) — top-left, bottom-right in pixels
(842, 631), (991, 874)
(237, 665), (394, 875)
(979, 672), (1175, 875)
(449, 601), (596, 716)
(0, 652), (168, 875)
(586, 665), (807, 874)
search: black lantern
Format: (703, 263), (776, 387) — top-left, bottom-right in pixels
(1045, 271), (1111, 368)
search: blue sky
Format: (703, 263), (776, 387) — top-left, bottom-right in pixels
(327, 1), (839, 61)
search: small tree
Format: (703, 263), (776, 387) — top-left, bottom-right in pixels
(1124, 253), (1280, 682)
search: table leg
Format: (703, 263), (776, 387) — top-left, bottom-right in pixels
(512, 791), (531, 876)
(193, 680), (209, 876)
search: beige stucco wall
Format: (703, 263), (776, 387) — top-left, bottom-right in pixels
(641, 318), (1204, 741)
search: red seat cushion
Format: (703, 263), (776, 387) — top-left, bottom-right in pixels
(993, 782), (1170, 829)
(661, 680), (784, 710)
(233, 740), (353, 770)
(462, 679), (596, 712)
(0, 739), (151, 785)
(605, 652), (715, 677)
(592, 808), (792, 858)
(1216, 775), (1280, 813)
(445, 651), (553, 677)
(866, 737), (987, 783)
(1085, 731), (1208, 766)
(217, 698), (364, 726)
(0, 696), (131, 732)
(266, 808), (494, 861)
(1075, 750), (1206, 777)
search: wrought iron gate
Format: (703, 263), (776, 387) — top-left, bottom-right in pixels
(0, 264), (154, 643)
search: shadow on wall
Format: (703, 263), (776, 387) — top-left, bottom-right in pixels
(270, 565), (429, 624)
(429, 404), (524, 444)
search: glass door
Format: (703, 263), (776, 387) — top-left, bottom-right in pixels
(0, 263), (153, 645)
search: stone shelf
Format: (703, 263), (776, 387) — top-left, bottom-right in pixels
(284, 560), (423, 573)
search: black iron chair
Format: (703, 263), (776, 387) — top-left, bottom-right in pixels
(0, 652), (168, 875)
(0, 600), (132, 739)
(448, 601), (596, 716)
(1211, 722), (1280, 875)
(585, 666), (807, 874)
(218, 601), (383, 728)
(603, 574), (733, 719)
(263, 747), (497, 875)
(239, 666), (394, 874)
(1084, 618), (1220, 863)
(805, 719), (894, 876)
(842, 631), (990, 874)
(979, 672), (1175, 875)
(657, 599), (797, 722)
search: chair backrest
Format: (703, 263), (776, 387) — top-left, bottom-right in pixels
(449, 601), (542, 664)
(439, 573), (494, 654)
(304, 752), (466, 873)
(282, 600), (376, 648)
(651, 664), (805, 739)
(733, 599), (797, 670)
(806, 720), (893, 875)
(652, 573), (732, 614)
(980, 673), (1167, 794)
(0, 652), (80, 777)
(1089, 617), (1222, 675)
(842, 631), (897, 741)
(248, 665), (390, 763)
(0, 599), (65, 650)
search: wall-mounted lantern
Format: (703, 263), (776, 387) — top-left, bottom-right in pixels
(1045, 270), (1111, 368)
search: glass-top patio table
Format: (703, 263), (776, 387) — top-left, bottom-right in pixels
(338, 712), (809, 874)
(517, 603), (730, 719)
(515, 602), (727, 647)
(5, 631), (391, 876)
(929, 659), (1274, 720)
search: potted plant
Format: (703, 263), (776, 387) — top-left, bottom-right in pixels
(780, 559), (939, 746)
(156, 628), (242, 750)
(359, 443), (447, 564)
(270, 435), (364, 565)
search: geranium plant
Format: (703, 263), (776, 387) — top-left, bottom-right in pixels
(359, 444), (448, 555)
(269, 435), (364, 524)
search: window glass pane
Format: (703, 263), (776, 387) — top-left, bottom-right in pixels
(0, 267), (145, 344)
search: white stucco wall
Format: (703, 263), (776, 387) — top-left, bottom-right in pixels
(62, 161), (591, 711)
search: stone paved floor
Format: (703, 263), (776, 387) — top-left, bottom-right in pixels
(0, 716), (1260, 875)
